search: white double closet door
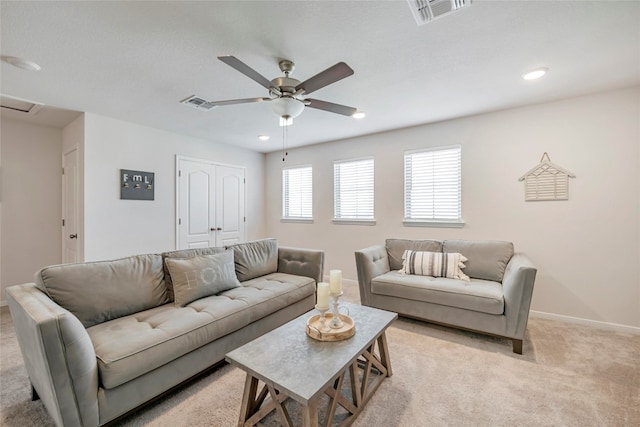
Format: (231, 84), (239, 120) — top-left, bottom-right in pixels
(177, 156), (245, 249)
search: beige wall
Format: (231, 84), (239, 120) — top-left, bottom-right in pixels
(265, 87), (640, 329)
(82, 113), (266, 261)
(0, 118), (62, 304)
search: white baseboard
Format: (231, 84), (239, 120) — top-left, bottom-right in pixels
(0, 300), (7, 308)
(530, 310), (640, 335)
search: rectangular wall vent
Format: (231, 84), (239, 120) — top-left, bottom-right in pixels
(0, 94), (44, 115)
(180, 95), (216, 111)
(407, 0), (471, 25)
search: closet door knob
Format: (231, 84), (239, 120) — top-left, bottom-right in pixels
(69, 234), (78, 239)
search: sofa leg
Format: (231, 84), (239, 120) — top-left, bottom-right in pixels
(31, 383), (40, 401)
(512, 339), (523, 355)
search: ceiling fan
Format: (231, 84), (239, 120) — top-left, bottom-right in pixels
(206, 56), (358, 126)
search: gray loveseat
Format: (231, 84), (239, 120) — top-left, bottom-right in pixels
(7, 238), (323, 426)
(355, 239), (536, 354)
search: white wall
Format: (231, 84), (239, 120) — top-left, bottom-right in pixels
(0, 118), (62, 303)
(82, 113), (266, 261)
(265, 87), (640, 329)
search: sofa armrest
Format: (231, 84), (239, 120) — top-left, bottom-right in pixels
(501, 253), (537, 339)
(277, 247), (325, 284)
(7, 283), (99, 427)
(355, 245), (391, 306)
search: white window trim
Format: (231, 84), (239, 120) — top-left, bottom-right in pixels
(333, 156), (375, 223)
(403, 145), (463, 228)
(282, 164), (313, 221)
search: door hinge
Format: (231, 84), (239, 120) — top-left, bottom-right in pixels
(62, 168), (65, 175)
(244, 178), (246, 184)
(244, 216), (246, 222)
(179, 218), (182, 225)
(179, 170), (181, 177)
(62, 219), (65, 226)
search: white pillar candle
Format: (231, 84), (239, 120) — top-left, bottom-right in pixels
(316, 282), (330, 309)
(329, 269), (342, 295)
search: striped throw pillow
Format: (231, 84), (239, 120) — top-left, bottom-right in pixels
(400, 250), (470, 281)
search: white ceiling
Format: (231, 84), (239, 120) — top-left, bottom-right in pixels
(1, 1), (639, 153)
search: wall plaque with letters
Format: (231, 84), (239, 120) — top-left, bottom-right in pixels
(120, 169), (154, 200)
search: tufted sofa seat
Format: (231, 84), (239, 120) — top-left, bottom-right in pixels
(7, 239), (323, 427)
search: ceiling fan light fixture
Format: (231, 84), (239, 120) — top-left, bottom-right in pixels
(270, 96), (305, 123)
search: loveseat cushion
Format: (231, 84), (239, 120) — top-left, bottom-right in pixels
(386, 238), (443, 271)
(162, 247), (227, 301)
(87, 272), (315, 389)
(165, 250), (241, 307)
(371, 271), (504, 315)
(35, 254), (168, 328)
(228, 238), (278, 281)
(443, 240), (514, 282)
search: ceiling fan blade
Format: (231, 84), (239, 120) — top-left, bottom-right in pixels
(295, 62), (354, 95)
(306, 99), (357, 116)
(211, 97), (271, 106)
(218, 56), (275, 91)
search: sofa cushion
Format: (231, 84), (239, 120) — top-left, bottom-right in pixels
(35, 254), (168, 328)
(87, 272), (315, 389)
(162, 247), (227, 301)
(443, 240), (514, 282)
(165, 251), (241, 307)
(228, 238), (278, 281)
(401, 250), (470, 281)
(371, 271), (504, 315)
(385, 239), (443, 271)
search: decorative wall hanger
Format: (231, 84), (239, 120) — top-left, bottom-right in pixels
(518, 153), (575, 201)
(121, 169), (154, 200)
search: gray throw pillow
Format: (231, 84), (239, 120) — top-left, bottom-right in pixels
(227, 238), (278, 282)
(165, 250), (241, 307)
(161, 247), (227, 301)
(35, 254), (169, 328)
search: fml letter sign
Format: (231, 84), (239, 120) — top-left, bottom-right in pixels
(121, 169), (155, 200)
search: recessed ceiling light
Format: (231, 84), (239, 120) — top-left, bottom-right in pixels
(2, 56), (42, 71)
(352, 112), (366, 119)
(522, 67), (548, 81)
(258, 135), (270, 141)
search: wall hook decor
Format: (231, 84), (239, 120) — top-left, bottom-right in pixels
(121, 169), (155, 200)
(518, 152), (575, 201)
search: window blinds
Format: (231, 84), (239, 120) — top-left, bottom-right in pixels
(334, 158), (374, 220)
(404, 146), (461, 222)
(282, 166), (313, 219)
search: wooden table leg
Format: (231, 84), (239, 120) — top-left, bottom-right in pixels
(238, 374), (258, 427)
(377, 332), (393, 377)
(302, 399), (319, 427)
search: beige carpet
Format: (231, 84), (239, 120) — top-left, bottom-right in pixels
(1, 282), (639, 426)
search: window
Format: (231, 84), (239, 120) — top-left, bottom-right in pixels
(282, 166), (313, 221)
(404, 145), (463, 227)
(333, 157), (375, 224)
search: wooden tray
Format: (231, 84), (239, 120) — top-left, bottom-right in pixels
(306, 313), (355, 341)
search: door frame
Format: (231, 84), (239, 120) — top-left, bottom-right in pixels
(62, 146), (80, 263)
(175, 155), (247, 250)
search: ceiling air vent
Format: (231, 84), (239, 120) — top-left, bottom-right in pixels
(180, 95), (215, 111)
(1, 94), (44, 115)
(407, 0), (471, 25)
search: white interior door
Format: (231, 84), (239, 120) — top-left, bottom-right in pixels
(177, 157), (245, 249)
(178, 158), (216, 249)
(216, 165), (245, 246)
(62, 148), (79, 263)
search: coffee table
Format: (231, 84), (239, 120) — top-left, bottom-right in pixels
(225, 302), (397, 427)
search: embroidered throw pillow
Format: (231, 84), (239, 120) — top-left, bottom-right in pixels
(165, 250), (241, 307)
(401, 250), (470, 281)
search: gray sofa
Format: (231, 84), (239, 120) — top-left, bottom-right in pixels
(6, 238), (323, 427)
(355, 239), (536, 354)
